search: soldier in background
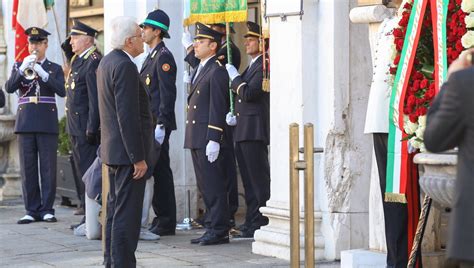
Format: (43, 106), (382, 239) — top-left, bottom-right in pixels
(5, 27), (65, 224)
(139, 9), (178, 237)
(225, 21), (270, 237)
(64, 20), (102, 216)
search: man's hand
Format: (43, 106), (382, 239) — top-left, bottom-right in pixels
(226, 112), (237, 126)
(182, 29), (193, 50)
(33, 63), (49, 82)
(133, 160), (148, 179)
(206, 140), (220, 163)
(154, 124), (166, 145)
(19, 55), (37, 73)
(225, 64), (239, 81)
(448, 48), (474, 78)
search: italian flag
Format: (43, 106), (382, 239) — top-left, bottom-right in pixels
(12, 0), (49, 62)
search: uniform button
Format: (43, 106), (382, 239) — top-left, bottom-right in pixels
(192, 120), (195, 124)
(186, 120), (188, 124)
(193, 105), (197, 109)
(238, 99), (242, 103)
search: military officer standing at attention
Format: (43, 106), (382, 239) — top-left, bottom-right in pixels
(5, 27), (65, 224)
(64, 20), (102, 215)
(139, 9), (178, 236)
(182, 23), (240, 228)
(185, 23), (231, 245)
(225, 21), (270, 237)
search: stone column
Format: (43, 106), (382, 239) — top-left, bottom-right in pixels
(102, 0), (199, 221)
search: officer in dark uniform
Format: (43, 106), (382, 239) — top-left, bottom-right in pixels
(63, 20), (102, 214)
(225, 21), (270, 237)
(139, 9), (178, 236)
(184, 23), (231, 245)
(5, 27), (65, 224)
(182, 23), (240, 227)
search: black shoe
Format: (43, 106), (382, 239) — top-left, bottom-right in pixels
(17, 215), (35, 224)
(149, 226), (176, 236)
(199, 233), (229, 246)
(190, 233), (207, 244)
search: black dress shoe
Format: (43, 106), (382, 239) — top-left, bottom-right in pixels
(190, 233), (207, 244)
(149, 226), (176, 236)
(17, 215), (35, 224)
(199, 233), (229, 246)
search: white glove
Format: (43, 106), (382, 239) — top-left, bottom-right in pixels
(182, 29), (193, 49)
(225, 64), (239, 81)
(183, 70), (191, 84)
(154, 125), (166, 145)
(226, 112), (237, 126)
(206, 140), (220, 163)
(33, 63), (49, 82)
(19, 54), (37, 73)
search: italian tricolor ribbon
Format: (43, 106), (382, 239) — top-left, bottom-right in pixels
(386, 0), (428, 203)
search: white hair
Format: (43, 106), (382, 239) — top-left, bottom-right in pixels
(109, 16), (139, 50)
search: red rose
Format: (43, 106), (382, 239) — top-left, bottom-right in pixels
(416, 107), (427, 116)
(394, 54), (401, 65)
(393, 28), (403, 38)
(413, 80), (420, 91)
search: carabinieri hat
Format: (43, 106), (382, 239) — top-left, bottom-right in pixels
(25, 27), (50, 42)
(194, 22), (224, 43)
(70, 19), (98, 37)
(140, 9), (171, 39)
(244, 21), (261, 38)
(209, 22), (235, 34)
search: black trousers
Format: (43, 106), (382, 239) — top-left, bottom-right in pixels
(373, 133), (408, 268)
(223, 144), (238, 221)
(18, 133), (58, 218)
(151, 130), (176, 230)
(234, 141), (270, 229)
(191, 148), (230, 236)
(70, 134), (99, 207)
(104, 165), (146, 268)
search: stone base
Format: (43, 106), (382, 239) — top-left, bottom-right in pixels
(0, 173), (21, 200)
(252, 206), (325, 261)
(340, 249), (386, 268)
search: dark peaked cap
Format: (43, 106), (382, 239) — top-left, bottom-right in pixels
(70, 19), (98, 37)
(244, 21), (261, 38)
(25, 27), (50, 42)
(194, 22), (223, 43)
(140, 9), (171, 38)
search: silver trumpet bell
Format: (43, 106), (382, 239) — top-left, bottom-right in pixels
(23, 50), (38, 80)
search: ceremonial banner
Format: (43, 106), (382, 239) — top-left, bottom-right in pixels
(184, 0), (247, 25)
(386, 0), (428, 203)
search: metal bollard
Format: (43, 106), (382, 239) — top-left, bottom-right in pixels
(289, 123), (318, 268)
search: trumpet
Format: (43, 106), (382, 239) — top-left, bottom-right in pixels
(23, 50), (38, 80)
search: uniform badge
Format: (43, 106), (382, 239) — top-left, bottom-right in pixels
(146, 76), (151, 86)
(218, 55), (225, 60)
(71, 80), (75, 90)
(162, 63), (170, 72)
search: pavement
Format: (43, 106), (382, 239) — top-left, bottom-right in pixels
(0, 198), (340, 267)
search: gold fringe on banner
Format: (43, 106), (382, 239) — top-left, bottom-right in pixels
(385, 193), (407, 203)
(185, 10), (247, 26)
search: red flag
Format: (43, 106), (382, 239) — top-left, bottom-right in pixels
(13, 0), (48, 62)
